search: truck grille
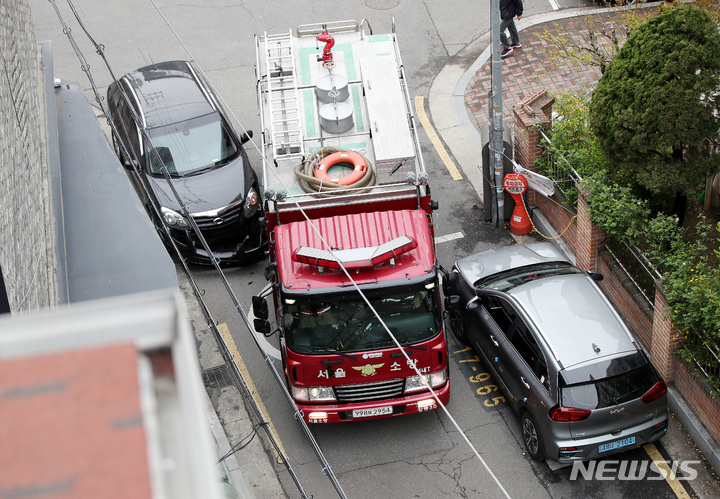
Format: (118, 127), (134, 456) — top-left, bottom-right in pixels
(334, 379), (405, 403)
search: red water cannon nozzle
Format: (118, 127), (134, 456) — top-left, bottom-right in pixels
(317, 31), (335, 67)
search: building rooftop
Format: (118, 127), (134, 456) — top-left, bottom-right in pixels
(0, 290), (224, 499)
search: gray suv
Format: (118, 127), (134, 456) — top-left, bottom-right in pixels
(444, 242), (667, 463)
(107, 60), (266, 265)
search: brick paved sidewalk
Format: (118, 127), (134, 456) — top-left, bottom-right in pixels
(464, 9), (656, 134)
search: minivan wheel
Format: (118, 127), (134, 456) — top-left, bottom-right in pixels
(448, 309), (468, 344)
(521, 412), (545, 461)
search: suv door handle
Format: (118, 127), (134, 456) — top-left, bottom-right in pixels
(490, 335), (499, 347)
(521, 377), (530, 389)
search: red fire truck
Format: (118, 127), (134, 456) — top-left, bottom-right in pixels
(251, 19), (450, 423)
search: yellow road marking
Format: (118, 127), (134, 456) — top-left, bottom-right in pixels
(218, 323), (287, 460)
(414, 96), (463, 180)
(643, 443), (691, 498)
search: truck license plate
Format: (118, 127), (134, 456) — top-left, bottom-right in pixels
(598, 436), (635, 453)
(353, 406), (393, 418)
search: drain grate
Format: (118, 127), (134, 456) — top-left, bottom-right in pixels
(202, 365), (234, 389)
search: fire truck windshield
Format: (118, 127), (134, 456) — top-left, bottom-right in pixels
(286, 286), (442, 354)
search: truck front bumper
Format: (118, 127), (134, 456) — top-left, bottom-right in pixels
(297, 382), (450, 423)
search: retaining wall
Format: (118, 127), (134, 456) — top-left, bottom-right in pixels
(0, 0), (56, 313)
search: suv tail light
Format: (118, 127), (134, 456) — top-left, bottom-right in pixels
(550, 406), (591, 422)
(641, 381), (667, 403)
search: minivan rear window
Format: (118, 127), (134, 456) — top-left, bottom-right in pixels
(561, 364), (660, 409)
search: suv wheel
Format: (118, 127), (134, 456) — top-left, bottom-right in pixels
(521, 412), (545, 461)
(447, 309), (468, 344)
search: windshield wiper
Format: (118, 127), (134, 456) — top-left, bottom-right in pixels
(400, 343), (427, 351)
(185, 165), (215, 176)
(390, 343), (427, 357)
(312, 348), (358, 360)
(475, 262), (573, 288)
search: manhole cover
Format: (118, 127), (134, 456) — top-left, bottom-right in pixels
(202, 365), (234, 388)
(364, 0), (400, 10)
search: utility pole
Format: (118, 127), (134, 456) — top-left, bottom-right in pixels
(489, 0), (504, 228)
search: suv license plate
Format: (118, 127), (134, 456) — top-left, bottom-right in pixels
(353, 406), (393, 418)
(599, 436), (636, 453)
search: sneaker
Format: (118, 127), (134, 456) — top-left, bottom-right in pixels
(511, 43), (522, 48)
(501, 47), (513, 58)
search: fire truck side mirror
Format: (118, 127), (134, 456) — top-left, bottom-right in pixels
(264, 263), (276, 281)
(281, 313), (295, 330)
(252, 296), (269, 320)
(254, 318), (271, 335)
(444, 295), (460, 311)
(443, 271), (459, 296)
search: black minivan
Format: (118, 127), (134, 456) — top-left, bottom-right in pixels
(107, 60), (266, 265)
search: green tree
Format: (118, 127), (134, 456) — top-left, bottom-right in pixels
(537, 7), (654, 75)
(536, 93), (613, 206)
(589, 5), (720, 202)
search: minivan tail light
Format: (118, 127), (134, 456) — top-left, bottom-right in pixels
(550, 407), (591, 422)
(641, 381), (667, 403)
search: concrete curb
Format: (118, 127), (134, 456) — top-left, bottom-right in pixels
(668, 385), (720, 473)
(206, 393), (257, 499)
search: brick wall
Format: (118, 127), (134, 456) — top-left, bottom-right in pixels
(575, 194), (605, 272)
(649, 284), (682, 381)
(596, 249), (654, 350)
(674, 357), (720, 444)
(0, 0), (56, 312)
(513, 90), (554, 172)
(532, 194), (578, 256)
(511, 91), (580, 258)
(514, 126), (543, 173)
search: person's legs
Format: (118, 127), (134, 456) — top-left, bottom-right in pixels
(507, 20), (520, 47)
(499, 18), (512, 49)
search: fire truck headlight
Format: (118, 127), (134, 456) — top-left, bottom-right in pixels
(308, 386), (336, 402)
(405, 369), (447, 394)
(290, 384), (335, 402)
(290, 384), (309, 401)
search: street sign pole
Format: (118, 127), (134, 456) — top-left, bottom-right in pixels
(489, 0), (504, 228)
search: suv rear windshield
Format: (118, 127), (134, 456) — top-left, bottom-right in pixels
(476, 262), (581, 291)
(561, 363), (661, 409)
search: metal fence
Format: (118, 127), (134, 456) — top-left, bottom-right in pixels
(603, 236), (661, 308)
(539, 130), (659, 306)
(538, 129), (583, 198)
(682, 329), (720, 394)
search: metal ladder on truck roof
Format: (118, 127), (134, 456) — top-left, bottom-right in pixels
(263, 31), (304, 160)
